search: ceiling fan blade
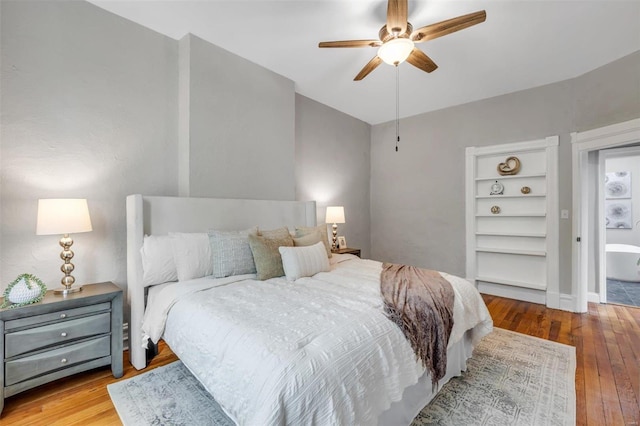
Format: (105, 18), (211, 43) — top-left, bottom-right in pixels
(354, 56), (383, 81)
(411, 10), (486, 43)
(319, 40), (382, 48)
(406, 48), (438, 73)
(386, 0), (408, 35)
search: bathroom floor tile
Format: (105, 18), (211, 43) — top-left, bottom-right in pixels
(606, 279), (640, 308)
(608, 293), (635, 306)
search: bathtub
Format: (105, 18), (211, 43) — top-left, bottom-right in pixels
(606, 244), (640, 282)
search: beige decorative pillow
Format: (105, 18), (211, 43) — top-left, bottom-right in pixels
(295, 225), (332, 258)
(248, 228), (294, 280)
(293, 231), (322, 247)
(258, 226), (291, 239)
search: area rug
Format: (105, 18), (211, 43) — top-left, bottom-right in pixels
(108, 328), (575, 426)
(412, 328), (576, 425)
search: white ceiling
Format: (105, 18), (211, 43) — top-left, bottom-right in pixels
(88, 1), (640, 125)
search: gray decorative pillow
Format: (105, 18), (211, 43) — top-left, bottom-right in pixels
(208, 227), (258, 278)
(248, 228), (294, 280)
(295, 225), (332, 258)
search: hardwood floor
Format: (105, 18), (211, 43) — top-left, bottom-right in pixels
(482, 295), (640, 426)
(1, 295), (638, 425)
(0, 343), (177, 426)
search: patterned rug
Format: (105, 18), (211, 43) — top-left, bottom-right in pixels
(108, 328), (575, 426)
(412, 328), (575, 425)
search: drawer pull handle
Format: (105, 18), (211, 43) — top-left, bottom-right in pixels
(60, 314), (67, 319)
(61, 358), (68, 364)
(61, 332), (68, 337)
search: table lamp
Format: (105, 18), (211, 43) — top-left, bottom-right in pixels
(326, 206), (345, 250)
(36, 199), (93, 295)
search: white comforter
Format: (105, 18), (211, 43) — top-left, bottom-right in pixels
(142, 255), (492, 426)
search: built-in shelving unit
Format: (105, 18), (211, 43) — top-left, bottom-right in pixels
(465, 137), (559, 306)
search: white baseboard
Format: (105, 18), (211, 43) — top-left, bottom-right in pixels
(478, 282), (546, 305)
(559, 294), (577, 312)
(478, 284), (580, 313)
(546, 291), (561, 309)
(587, 292), (601, 304)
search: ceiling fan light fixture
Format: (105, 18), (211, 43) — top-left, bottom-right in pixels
(377, 37), (414, 65)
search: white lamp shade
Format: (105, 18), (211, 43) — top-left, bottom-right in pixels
(36, 199), (93, 235)
(377, 38), (415, 65)
(326, 206), (345, 224)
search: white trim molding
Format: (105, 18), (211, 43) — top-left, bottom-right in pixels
(587, 292), (601, 304)
(571, 118), (640, 313)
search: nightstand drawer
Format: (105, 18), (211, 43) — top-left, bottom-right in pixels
(5, 335), (111, 386)
(4, 302), (111, 331)
(5, 312), (111, 358)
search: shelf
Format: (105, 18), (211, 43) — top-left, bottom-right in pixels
(476, 194), (546, 199)
(475, 173), (546, 182)
(476, 247), (546, 256)
(476, 213), (546, 217)
(475, 276), (546, 291)
(476, 231), (546, 238)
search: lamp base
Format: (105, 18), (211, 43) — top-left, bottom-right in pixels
(56, 233), (82, 296)
(54, 285), (83, 296)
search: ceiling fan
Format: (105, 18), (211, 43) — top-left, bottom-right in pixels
(319, 0), (486, 81)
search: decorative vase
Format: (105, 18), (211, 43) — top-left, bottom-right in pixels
(8, 276), (41, 304)
(2, 274), (47, 309)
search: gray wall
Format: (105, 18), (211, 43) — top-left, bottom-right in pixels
(295, 94), (371, 257)
(0, 1), (178, 292)
(183, 35), (296, 200)
(371, 51), (640, 295)
(0, 1), (371, 297)
(573, 52), (640, 131)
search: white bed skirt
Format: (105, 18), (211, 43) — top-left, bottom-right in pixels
(378, 327), (477, 425)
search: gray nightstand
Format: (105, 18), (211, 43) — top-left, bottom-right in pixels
(0, 282), (123, 414)
(331, 247), (361, 258)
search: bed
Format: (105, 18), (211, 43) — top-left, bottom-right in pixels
(126, 194), (493, 426)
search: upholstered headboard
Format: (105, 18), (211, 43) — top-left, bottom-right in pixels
(126, 194), (317, 369)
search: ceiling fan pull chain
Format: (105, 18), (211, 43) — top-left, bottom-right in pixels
(396, 64), (400, 152)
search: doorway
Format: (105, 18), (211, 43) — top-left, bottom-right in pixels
(572, 118), (640, 312)
(600, 146), (640, 307)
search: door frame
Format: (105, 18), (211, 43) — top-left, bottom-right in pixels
(571, 118), (640, 312)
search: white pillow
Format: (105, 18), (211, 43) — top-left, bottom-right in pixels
(278, 241), (330, 281)
(169, 232), (213, 281)
(208, 227), (258, 278)
(140, 235), (178, 286)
